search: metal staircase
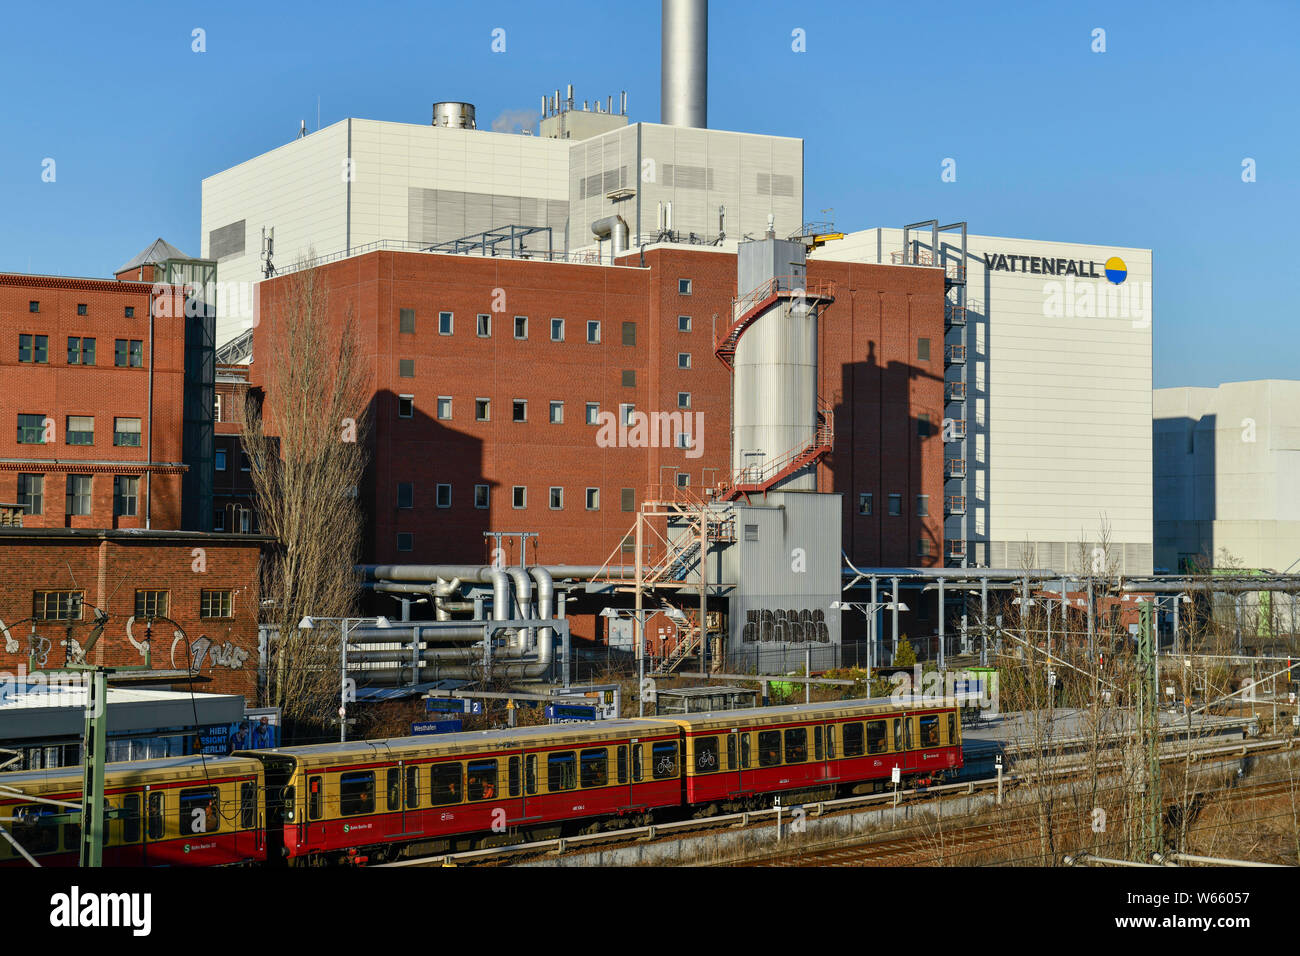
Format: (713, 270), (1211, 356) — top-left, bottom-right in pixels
(713, 276), (836, 371)
(716, 401), (835, 502)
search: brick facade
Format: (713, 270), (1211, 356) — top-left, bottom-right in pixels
(0, 274), (189, 530)
(0, 529), (267, 700)
(252, 247), (945, 571)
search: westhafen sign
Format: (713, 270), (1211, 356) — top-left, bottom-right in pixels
(984, 252), (1128, 284)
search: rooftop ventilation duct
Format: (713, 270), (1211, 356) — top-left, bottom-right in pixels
(661, 0), (707, 127)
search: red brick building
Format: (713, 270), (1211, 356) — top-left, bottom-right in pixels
(213, 364), (257, 532)
(252, 245), (946, 570)
(0, 528), (268, 700)
(0, 272), (189, 529)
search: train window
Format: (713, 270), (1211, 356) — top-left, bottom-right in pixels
(405, 765), (420, 808)
(740, 734), (751, 769)
(757, 730), (782, 767)
(919, 715), (940, 748)
(903, 719), (913, 751)
(431, 763), (463, 805)
(340, 771), (375, 816)
(948, 713), (957, 747)
(386, 769), (401, 811)
(147, 792), (165, 840)
(893, 719), (903, 752)
(814, 725), (824, 761)
(180, 787), (221, 835)
(64, 819), (81, 853)
(784, 728), (807, 763)
(308, 776), (323, 820)
(548, 752), (577, 792)
(241, 782), (257, 829)
(580, 749), (608, 788)
(843, 722), (865, 757)
(526, 755), (538, 795)
(726, 734), (737, 770)
(468, 760), (499, 800)
(651, 741), (679, 779)
(694, 736), (720, 774)
(632, 745), (643, 782)
(617, 746), (628, 784)
(826, 724), (837, 759)
(14, 805), (58, 854)
(509, 756), (522, 796)
(867, 720), (888, 754)
(122, 793), (141, 843)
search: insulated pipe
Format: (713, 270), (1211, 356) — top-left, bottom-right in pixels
(531, 566), (555, 653)
(362, 565), (512, 621)
(591, 216), (628, 261)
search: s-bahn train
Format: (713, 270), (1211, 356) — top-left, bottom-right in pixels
(0, 696), (962, 866)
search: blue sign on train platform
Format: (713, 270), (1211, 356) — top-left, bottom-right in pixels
(425, 697), (483, 715)
(545, 704), (597, 721)
(412, 719), (462, 735)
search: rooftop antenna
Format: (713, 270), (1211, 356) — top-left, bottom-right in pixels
(297, 120), (307, 139)
(317, 95), (321, 131)
(262, 227), (276, 278)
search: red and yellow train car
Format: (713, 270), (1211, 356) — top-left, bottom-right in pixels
(0, 755), (267, 867)
(669, 697), (963, 808)
(246, 718), (684, 862)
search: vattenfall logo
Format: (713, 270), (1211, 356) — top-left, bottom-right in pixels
(984, 252), (1128, 284)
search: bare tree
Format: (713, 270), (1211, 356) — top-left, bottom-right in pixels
(243, 264), (372, 731)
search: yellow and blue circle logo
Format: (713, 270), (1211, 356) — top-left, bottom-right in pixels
(1104, 256), (1127, 284)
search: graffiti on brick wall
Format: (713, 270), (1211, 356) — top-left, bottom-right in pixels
(741, 608), (831, 644)
(171, 634), (248, 671)
(0, 619), (18, 655)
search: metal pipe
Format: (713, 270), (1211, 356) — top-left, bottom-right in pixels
(661, 0), (707, 127)
(531, 566), (555, 655)
(1153, 851), (1284, 868)
(591, 215), (629, 261)
(362, 565), (512, 621)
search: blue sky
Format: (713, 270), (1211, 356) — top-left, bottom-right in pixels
(1, 0), (1295, 388)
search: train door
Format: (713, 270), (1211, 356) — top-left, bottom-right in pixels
(733, 730), (753, 795)
(616, 743), (632, 812)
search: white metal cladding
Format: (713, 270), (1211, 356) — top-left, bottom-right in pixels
(815, 227), (1153, 574)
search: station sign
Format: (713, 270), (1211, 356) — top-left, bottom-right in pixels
(545, 703), (597, 722)
(412, 719), (463, 735)
(425, 697), (483, 715)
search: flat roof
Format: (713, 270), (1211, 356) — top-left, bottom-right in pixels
(0, 685), (246, 741)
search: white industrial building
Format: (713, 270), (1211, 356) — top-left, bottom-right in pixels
(815, 226), (1155, 575)
(1154, 380), (1300, 572)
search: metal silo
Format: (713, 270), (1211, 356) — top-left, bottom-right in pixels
(732, 238), (818, 491)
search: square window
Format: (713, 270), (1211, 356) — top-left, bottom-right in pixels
(29, 301), (40, 313)
(512, 486), (526, 509)
(550, 318), (564, 341)
(133, 590), (168, 620)
(676, 432), (693, 451)
(67, 336), (96, 365)
(678, 353), (691, 369)
(917, 495), (929, 517)
(619, 403), (634, 426)
(622, 370), (636, 388)
(113, 417), (142, 447)
(678, 315), (691, 332)
(549, 401), (563, 424)
(677, 392), (691, 409)
(585, 403), (600, 425)
(621, 489), (634, 512)
(397, 482), (414, 509)
(399, 358), (415, 378)
(19, 334), (48, 364)
(437, 396), (452, 420)
(240, 453), (251, 472)
(888, 493), (902, 517)
(512, 400), (527, 422)
(439, 311), (453, 335)
(34, 590), (82, 621)
(17, 414), (48, 444)
(396, 533), (414, 553)
(918, 538), (931, 557)
(514, 316), (528, 339)
(585, 488), (599, 510)
(477, 314), (491, 337)
(474, 484), (489, 509)
(215, 448), (227, 471)
(675, 473), (689, 488)
(398, 395), (414, 418)
(918, 337), (931, 362)
(549, 487), (563, 510)
(475, 398), (490, 421)
(858, 492), (873, 516)
(399, 308), (415, 333)
(76, 304), (87, 316)
(436, 484), (451, 508)
(587, 320), (601, 344)
(678, 279), (692, 295)
(213, 509), (226, 531)
(66, 416), (94, 446)
(744, 524), (759, 542)
(124, 306), (134, 318)
(918, 413), (931, 438)
(16, 474), (43, 515)
(622, 322), (636, 346)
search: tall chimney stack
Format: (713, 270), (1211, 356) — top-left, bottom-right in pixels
(661, 0), (707, 127)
